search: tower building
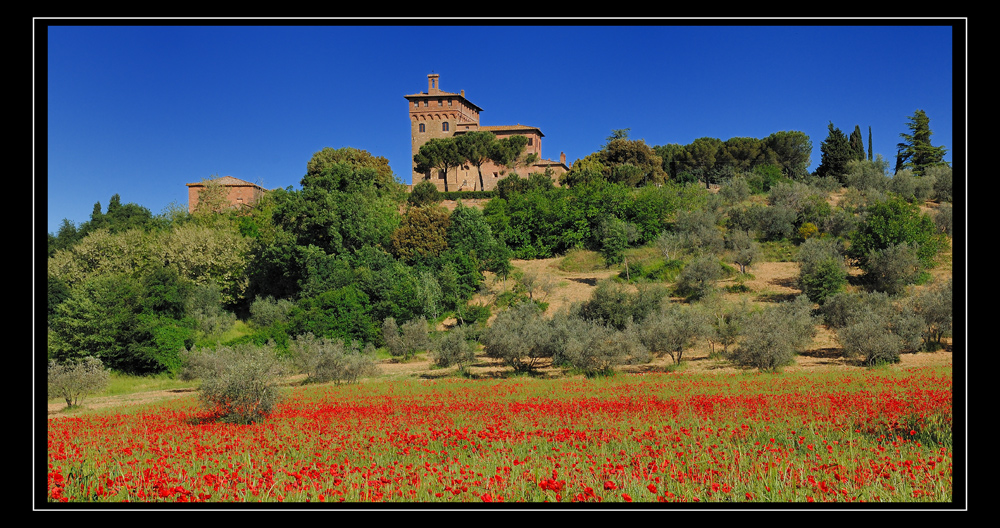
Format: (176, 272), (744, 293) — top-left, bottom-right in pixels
(405, 73), (568, 192)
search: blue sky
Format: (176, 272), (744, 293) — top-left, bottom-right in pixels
(42, 22), (961, 234)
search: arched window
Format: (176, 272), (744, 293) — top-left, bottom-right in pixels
(442, 122), (450, 132)
(419, 123), (425, 133)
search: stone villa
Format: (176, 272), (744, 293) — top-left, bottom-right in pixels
(405, 73), (569, 192)
(187, 73), (569, 211)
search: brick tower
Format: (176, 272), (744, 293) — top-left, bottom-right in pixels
(404, 73), (483, 190)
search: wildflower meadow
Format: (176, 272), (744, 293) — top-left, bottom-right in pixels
(44, 365), (955, 506)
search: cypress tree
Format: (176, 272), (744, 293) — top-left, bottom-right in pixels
(849, 125), (865, 162)
(868, 126), (873, 161)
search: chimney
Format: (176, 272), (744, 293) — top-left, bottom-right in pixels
(461, 89), (465, 98)
(560, 152), (566, 166)
(428, 73), (439, 94)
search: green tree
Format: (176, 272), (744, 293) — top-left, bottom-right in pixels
(391, 205), (451, 263)
(797, 237), (848, 303)
(639, 302), (709, 365)
(849, 196), (948, 270)
(489, 135), (531, 177)
(816, 122), (853, 182)
(455, 131), (498, 192)
(408, 180), (442, 207)
(894, 110), (948, 176)
(762, 131), (813, 179)
(598, 137), (667, 186)
(414, 138), (464, 192)
(849, 125), (866, 163)
(48, 356), (110, 409)
(730, 296), (816, 372)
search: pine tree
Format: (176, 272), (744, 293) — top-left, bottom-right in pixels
(894, 110), (948, 176)
(816, 122), (852, 181)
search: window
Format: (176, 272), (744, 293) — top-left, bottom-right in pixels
(442, 122), (449, 132)
(438, 99), (443, 106)
(528, 138), (533, 146)
(419, 123), (425, 133)
(448, 99), (453, 106)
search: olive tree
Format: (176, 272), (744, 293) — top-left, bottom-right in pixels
(48, 356), (110, 409)
(181, 343), (287, 424)
(730, 296), (816, 372)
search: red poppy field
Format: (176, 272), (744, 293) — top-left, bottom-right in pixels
(44, 363), (956, 506)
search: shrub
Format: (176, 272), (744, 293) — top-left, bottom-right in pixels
(836, 306), (904, 366)
(288, 333), (379, 384)
(181, 343), (286, 424)
(408, 180), (442, 207)
(638, 302), (709, 365)
(864, 243), (922, 295)
(674, 255), (724, 300)
(382, 316), (431, 361)
(432, 326), (479, 373)
(910, 279), (953, 349)
(249, 295), (295, 329)
(925, 164), (952, 202)
(797, 237), (848, 303)
(730, 296), (816, 372)
(579, 280), (669, 330)
(48, 356), (110, 408)
(725, 229), (760, 274)
(479, 302), (552, 373)
(564, 321), (648, 376)
(934, 203), (953, 237)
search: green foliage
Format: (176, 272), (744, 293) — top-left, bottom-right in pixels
(816, 122), (854, 182)
(844, 156), (890, 193)
(863, 243), (923, 295)
(479, 302), (552, 373)
(438, 190), (496, 201)
(249, 295), (296, 329)
(455, 130), (499, 192)
(48, 272), (196, 375)
(560, 320), (649, 377)
(894, 110), (948, 177)
(181, 343), (287, 424)
(746, 164), (787, 194)
(797, 237), (848, 303)
(909, 279), (953, 348)
(725, 229), (760, 274)
(850, 196), (947, 272)
(432, 326), (478, 373)
(48, 356), (110, 408)
(391, 205), (451, 263)
(408, 180), (442, 207)
(579, 280), (669, 330)
(382, 316), (430, 361)
(305, 147), (400, 191)
(287, 285), (379, 345)
(638, 302), (710, 365)
(674, 254), (724, 300)
(287, 333), (379, 385)
(730, 296), (816, 372)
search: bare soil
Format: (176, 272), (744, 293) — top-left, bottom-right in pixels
(47, 250), (954, 420)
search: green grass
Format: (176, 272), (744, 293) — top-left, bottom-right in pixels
(760, 239), (799, 262)
(557, 248), (606, 272)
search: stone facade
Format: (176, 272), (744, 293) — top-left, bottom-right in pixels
(186, 176), (267, 213)
(405, 74), (569, 192)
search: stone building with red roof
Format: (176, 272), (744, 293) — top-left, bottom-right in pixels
(405, 73), (569, 192)
(185, 176), (267, 214)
